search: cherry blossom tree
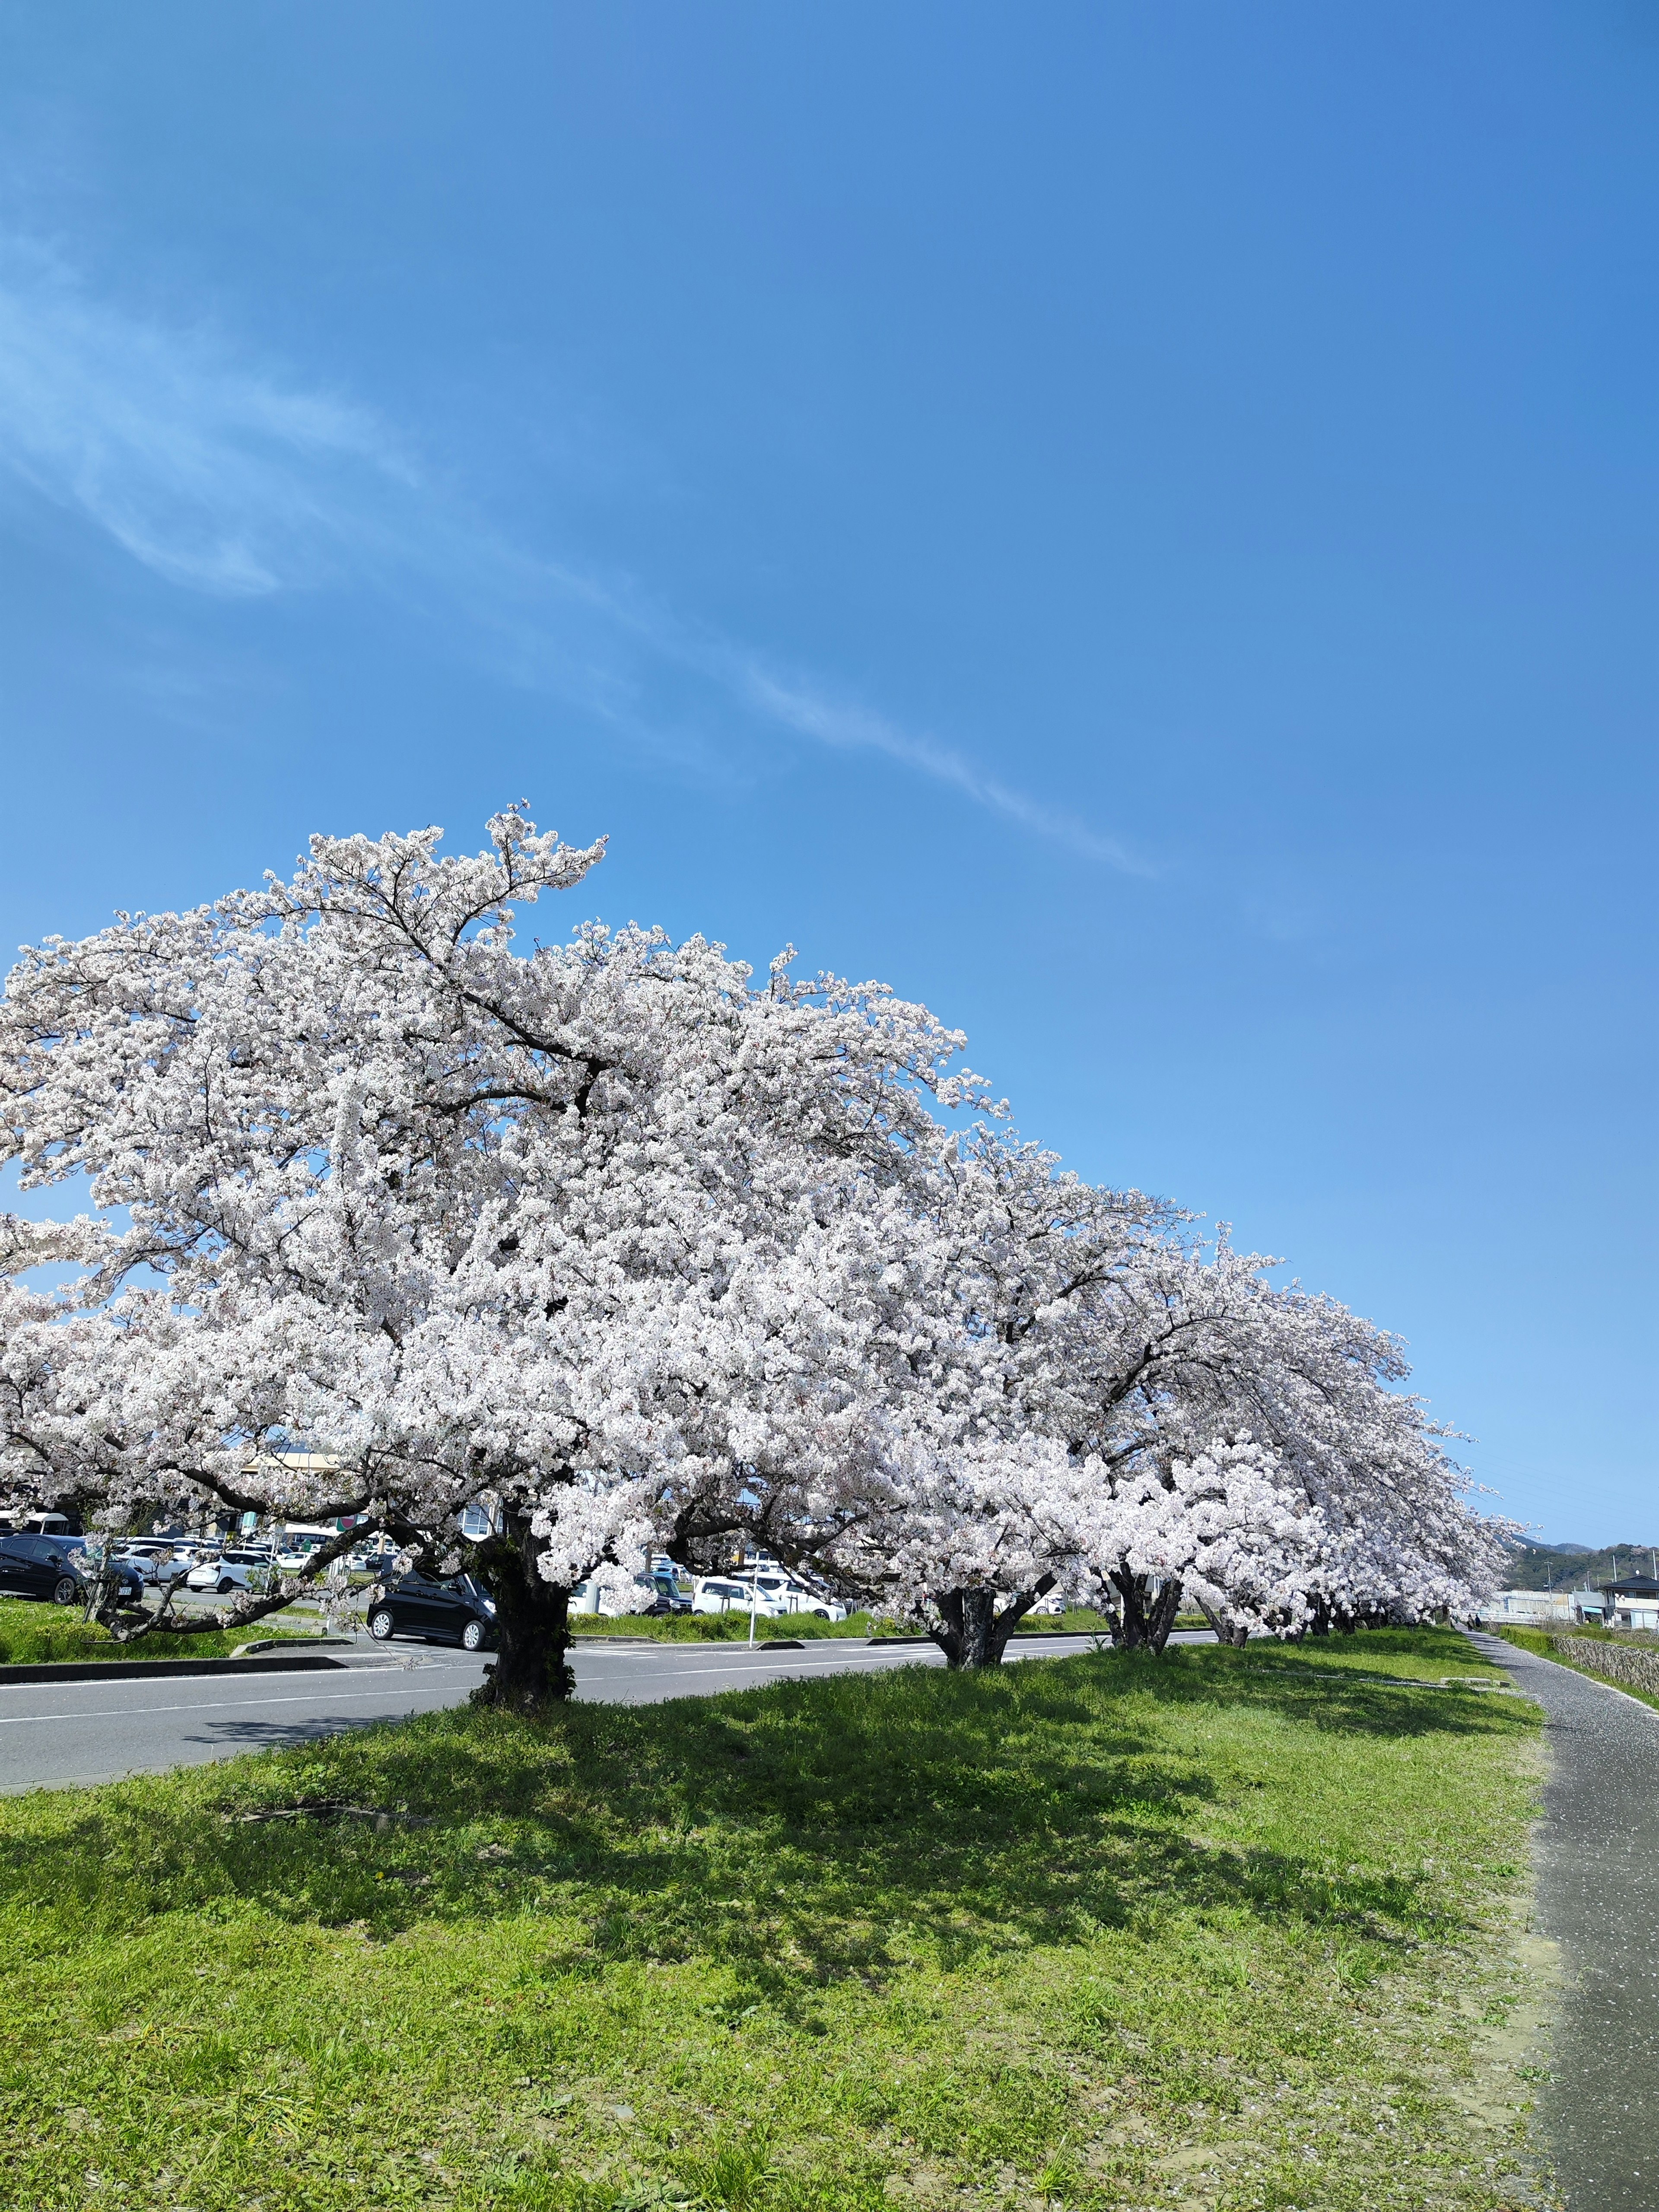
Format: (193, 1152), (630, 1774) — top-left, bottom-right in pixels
(766, 1135), (1507, 1659)
(0, 806), (1510, 1706)
(0, 810), (983, 1709)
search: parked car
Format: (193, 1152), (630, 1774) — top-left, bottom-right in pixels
(0, 1534), (145, 1608)
(648, 1562), (694, 1612)
(184, 1548), (270, 1595)
(568, 1564), (693, 1617)
(348, 1543), (402, 1573)
(691, 1576), (790, 1618)
(112, 1544), (196, 1586)
(366, 1572), (499, 1650)
(111, 1549), (167, 1586)
(270, 1525), (338, 1572)
(736, 1570), (848, 1621)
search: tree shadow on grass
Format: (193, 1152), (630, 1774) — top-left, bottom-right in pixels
(0, 1646), (1531, 2019)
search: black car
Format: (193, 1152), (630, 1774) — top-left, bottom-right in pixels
(367, 1572), (499, 1651)
(0, 1534), (146, 1608)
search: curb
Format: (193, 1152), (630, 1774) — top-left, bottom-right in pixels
(568, 1635), (682, 1649)
(0, 1653), (349, 1685)
(230, 1636), (359, 1658)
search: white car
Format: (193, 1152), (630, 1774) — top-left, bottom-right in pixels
(116, 1545), (200, 1585)
(111, 1548), (180, 1586)
(736, 1570), (849, 1621)
(185, 1548), (269, 1595)
(692, 1576), (790, 1618)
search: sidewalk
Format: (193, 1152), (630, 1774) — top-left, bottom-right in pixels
(1469, 1630), (1659, 2210)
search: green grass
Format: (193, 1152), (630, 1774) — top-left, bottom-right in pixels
(1235, 1626), (1506, 1686)
(0, 1597), (326, 1666)
(1009, 1607), (1121, 1637)
(572, 1609), (1121, 1644)
(571, 1611), (886, 1642)
(0, 1629), (1548, 2212)
(1488, 1628), (1557, 1662)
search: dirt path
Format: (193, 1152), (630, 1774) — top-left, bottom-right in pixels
(1469, 1630), (1659, 2209)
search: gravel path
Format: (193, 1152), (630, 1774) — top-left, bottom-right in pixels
(1469, 1630), (1659, 2210)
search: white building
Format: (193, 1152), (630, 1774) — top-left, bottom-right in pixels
(1481, 1589), (1575, 1625)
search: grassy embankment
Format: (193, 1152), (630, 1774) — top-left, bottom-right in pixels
(0, 1599), (1146, 1661)
(569, 1609), (1124, 1644)
(0, 1628), (1548, 2212)
(0, 1598), (327, 1666)
(1489, 1622), (1659, 1715)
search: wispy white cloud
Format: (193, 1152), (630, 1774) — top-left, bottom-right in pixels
(0, 239), (412, 594)
(0, 236), (1147, 872)
(734, 665), (1148, 870)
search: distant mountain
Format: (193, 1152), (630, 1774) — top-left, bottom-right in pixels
(1504, 1538), (1659, 1590)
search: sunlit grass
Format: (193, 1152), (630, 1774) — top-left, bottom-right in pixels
(0, 1595), (326, 1666)
(569, 1609), (884, 1641)
(568, 1607), (1120, 1643)
(0, 1629), (1546, 2212)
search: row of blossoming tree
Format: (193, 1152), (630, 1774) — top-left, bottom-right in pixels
(0, 811), (1510, 1711)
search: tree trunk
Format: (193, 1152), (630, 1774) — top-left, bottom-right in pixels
(929, 1576), (1056, 1668)
(1109, 1570), (1184, 1654)
(1194, 1595), (1250, 1648)
(470, 1510), (574, 1714)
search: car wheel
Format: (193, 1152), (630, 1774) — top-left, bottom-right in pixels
(369, 1608), (396, 1641)
(812, 1608), (829, 1618)
(51, 1574), (80, 1606)
(461, 1618), (486, 1650)
(217, 1576), (235, 1594)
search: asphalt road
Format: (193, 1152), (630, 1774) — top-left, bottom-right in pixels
(1469, 1630), (1659, 2212)
(0, 1628), (1179, 1794)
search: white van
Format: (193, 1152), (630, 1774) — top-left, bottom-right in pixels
(20, 1513), (76, 1538)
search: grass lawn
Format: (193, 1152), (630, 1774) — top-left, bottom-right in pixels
(569, 1611), (1121, 1645)
(0, 1630), (1548, 2212)
(0, 1597), (328, 1666)
(570, 1611), (885, 1643)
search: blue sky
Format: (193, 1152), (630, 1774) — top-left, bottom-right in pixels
(0, 2), (1652, 1541)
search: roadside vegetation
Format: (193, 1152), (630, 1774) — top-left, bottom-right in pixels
(570, 1610), (886, 1643)
(0, 1597), (327, 1666)
(0, 1631), (1546, 2212)
(1489, 1623), (1659, 1715)
(567, 1609), (1127, 1644)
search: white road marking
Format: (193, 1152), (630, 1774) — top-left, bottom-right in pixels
(0, 1680), (467, 1726)
(0, 1634), (1108, 1731)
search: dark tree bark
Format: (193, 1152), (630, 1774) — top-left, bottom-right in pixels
(929, 1575), (1058, 1668)
(1109, 1569), (1184, 1654)
(469, 1510), (574, 1713)
(1194, 1595), (1250, 1648)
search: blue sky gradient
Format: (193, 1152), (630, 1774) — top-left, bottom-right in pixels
(0, 2), (1652, 1539)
